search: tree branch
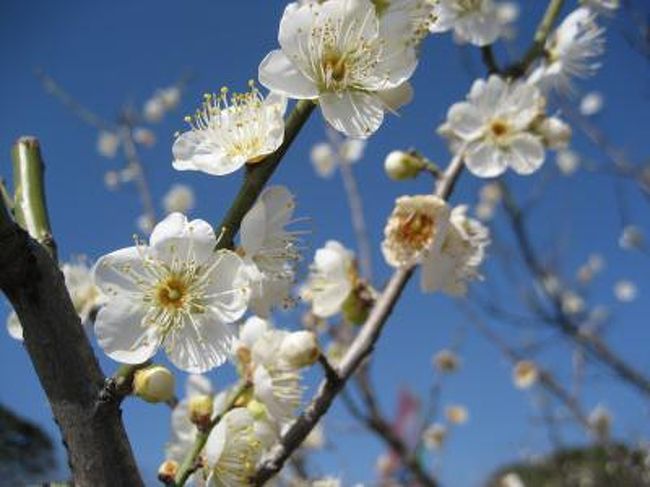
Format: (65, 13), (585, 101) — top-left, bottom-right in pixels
(0, 138), (143, 486)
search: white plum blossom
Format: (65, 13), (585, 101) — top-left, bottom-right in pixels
(439, 75), (552, 178)
(93, 213), (250, 373)
(430, 0), (501, 47)
(240, 186), (302, 317)
(382, 195), (489, 295)
(163, 183), (196, 214)
(310, 138), (366, 178)
(556, 149), (581, 175)
(528, 7), (605, 93)
(204, 407), (275, 486)
(512, 360), (539, 389)
(303, 241), (355, 318)
(7, 258), (106, 341)
(233, 318), (307, 425)
(97, 131), (120, 158)
(580, 91), (604, 115)
(614, 280), (637, 302)
(421, 205), (490, 295)
(258, 0), (418, 138)
(173, 83), (287, 176)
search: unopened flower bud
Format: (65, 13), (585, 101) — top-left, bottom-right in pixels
(536, 116), (571, 150)
(133, 365), (175, 403)
(280, 331), (320, 368)
(188, 394), (214, 428)
(157, 459), (178, 484)
(384, 150), (424, 180)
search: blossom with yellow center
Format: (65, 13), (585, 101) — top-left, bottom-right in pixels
(172, 82), (286, 177)
(93, 212), (250, 373)
(258, 0), (417, 138)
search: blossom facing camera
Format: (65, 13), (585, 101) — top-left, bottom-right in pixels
(93, 212), (250, 373)
(133, 365), (175, 403)
(439, 75), (549, 178)
(173, 83), (287, 176)
(258, 0), (418, 138)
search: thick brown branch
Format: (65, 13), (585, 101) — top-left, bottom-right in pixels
(0, 140), (143, 486)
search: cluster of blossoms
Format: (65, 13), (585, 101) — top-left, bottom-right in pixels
(162, 317), (319, 484)
(8, 0), (628, 484)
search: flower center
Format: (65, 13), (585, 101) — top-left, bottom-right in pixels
(488, 119), (512, 144)
(398, 212), (435, 251)
(322, 51), (348, 84)
(156, 276), (188, 309)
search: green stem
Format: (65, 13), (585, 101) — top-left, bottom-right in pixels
(11, 137), (57, 260)
(173, 382), (251, 486)
(506, 0), (566, 77)
(216, 99), (315, 250)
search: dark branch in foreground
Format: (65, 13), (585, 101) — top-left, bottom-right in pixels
(0, 138), (143, 487)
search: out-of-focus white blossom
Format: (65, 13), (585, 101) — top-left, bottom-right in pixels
(430, 0), (501, 47)
(133, 127), (156, 147)
(310, 138), (366, 178)
(561, 290), (585, 315)
(97, 131), (120, 158)
(93, 213), (250, 372)
(529, 8), (605, 92)
(512, 360), (539, 389)
(433, 349), (461, 373)
(614, 280), (637, 302)
(163, 184), (195, 214)
(173, 84), (286, 177)
(500, 472), (525, 487)
(556, 149), (581, 175)
(445, 404), (469, 424)
(588, 404), (612, 441)
(580, 91), (604, 116)
(136, 214), (155, 235)
(423, 423), (448, 450)
(259, 0), (417, 138)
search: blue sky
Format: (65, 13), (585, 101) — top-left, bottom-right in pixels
(1, 1), (649, 486)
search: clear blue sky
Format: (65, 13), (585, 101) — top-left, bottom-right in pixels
(1, 1), (649, 486)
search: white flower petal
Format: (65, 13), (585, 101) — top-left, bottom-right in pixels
(94, 297), (160, 364)
(320, 91), (385, 139)
(507, 134), (546, 175)
(258, 50), (318, 99)
(464, 141), (508, 178)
